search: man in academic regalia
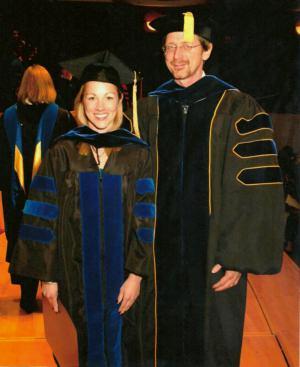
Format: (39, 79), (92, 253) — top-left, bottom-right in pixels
(134, 11), (285, 367)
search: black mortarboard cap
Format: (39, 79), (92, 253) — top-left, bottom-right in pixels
(150, 11), (215, 43)
(80, 63), (121, 90)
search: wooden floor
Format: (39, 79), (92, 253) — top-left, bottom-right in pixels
(0, 233), (298, 367)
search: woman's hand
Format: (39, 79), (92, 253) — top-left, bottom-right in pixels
(211, 264), (242, 292)
(42, 282), (59, 312)
(117, 273), (142, 314)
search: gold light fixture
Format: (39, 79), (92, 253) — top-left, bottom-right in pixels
(296, 20), (300, 35)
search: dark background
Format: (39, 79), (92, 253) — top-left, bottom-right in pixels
(0, 0), (299, 113)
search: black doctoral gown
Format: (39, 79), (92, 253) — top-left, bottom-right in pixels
(0, 102), (74, 264)
(133, 75), (285, 367)
(9, 126), (156, 367)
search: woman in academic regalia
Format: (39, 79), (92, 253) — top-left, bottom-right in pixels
(9, 64), (156, 367)
(0, 64), (75, 313)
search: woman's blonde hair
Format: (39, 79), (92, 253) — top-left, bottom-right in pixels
(73, 83), (123, 129)
(17, 64), (57, 104)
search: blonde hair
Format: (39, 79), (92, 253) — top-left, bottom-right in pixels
(17, 64), (57, 104)
(74, 83), (123, 129)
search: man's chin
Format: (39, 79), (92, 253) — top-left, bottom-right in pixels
(171, 71), (188, 80)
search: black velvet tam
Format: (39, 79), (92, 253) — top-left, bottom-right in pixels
(80, 63), (121, 90)
(150, 11), (216, 43)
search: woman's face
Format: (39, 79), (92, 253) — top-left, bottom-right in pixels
(82, 81), (120, 133)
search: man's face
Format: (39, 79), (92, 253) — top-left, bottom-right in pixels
(164, 32), (213, 88)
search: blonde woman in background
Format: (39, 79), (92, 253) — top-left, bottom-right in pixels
(0, 64), (75, 313)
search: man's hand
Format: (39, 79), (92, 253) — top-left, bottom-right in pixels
(117, 273), (142, 315)
(42, 282), (59, 312)
(211, 264), (242, 292)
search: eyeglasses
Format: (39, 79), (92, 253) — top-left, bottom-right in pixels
(162, 43), (202, 54)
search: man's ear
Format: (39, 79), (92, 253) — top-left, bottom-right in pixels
(203, 43), (213, 61)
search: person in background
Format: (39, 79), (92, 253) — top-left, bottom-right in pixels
(133, 11), (285, 367)
(0, 64), (75, 313)
(9, 64), (155, 366)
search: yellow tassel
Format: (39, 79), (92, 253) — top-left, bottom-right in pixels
(132, 71), (140, 138)
(14, 146), (25, 191)
(183, 12), (194, 43)
(122, 112), (134, 133)
(32, 141), (42, 178)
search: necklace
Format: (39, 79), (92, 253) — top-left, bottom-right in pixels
(91, 146), (107, 168)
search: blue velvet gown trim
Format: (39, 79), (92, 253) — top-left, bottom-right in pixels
(137, 227), (154, 244)
(58, 125), (148, 148)
(234, 139), (277, 157)
(36, 104), (58, 156)
(3, 105), (22, 205)
(102, 173), (123, 367)
(79, 171), (124, 366)
(237, 166), (282, 185)
(3, 103), (58, 205)
(79, 172), (105, 366)
(133, 202), (156, 219)
(236, 114), (272, 134)
(19, 223), (55, 244)
(30, 175), (57, 193)
(149, 75), (236, 98)
(23, 200), (59, 220)
(135, 178), (155, 195)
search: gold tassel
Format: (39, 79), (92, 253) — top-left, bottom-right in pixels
(14, 146), (25, 191)
(183, 12), (194, 43)
(32, 141), (42, 178)
(122, 112), (134, 133)
(132, 71), (140, 138)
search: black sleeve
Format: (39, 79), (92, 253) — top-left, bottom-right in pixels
(125, 148), (155, 278)
(215, 92), (285, 274)
(9, 145), (64, 281)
